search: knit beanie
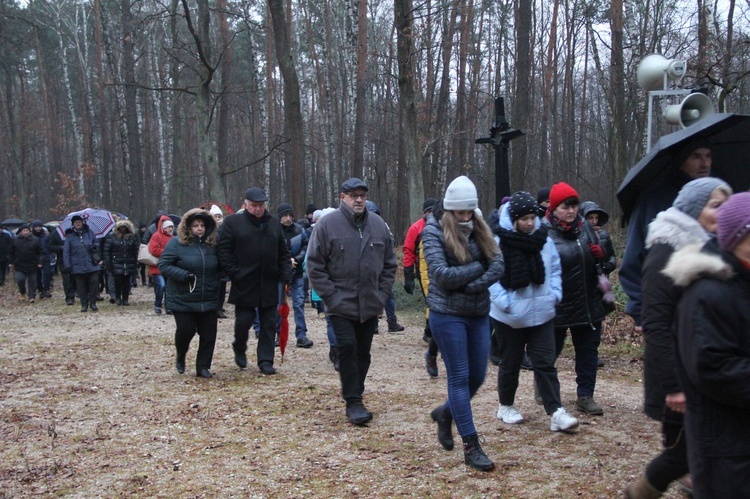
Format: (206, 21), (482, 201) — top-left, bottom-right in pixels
(209, 205), (223, 216)
(673, 177), (732, 220)
(508, 191), (539, 223)
(443, 176), (478, 211)
(548, 182), (579, 213)
(306, 204), (317, 215)
(277, 203), (294, 218)
(71, 215), (84, 223)
(162, 219), (174, 230)
(537, 187), (551, 205)
(717, 192), (750, 252)
(422, 197), (437, 213)
(32, 219), (43, 227)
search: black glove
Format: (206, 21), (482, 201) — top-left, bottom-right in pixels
(403, 266), (415, 295)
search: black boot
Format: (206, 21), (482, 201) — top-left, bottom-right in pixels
(175, 352), (186, 374)
(80, 301), (88, 313)
(462, 434), (494, 471)
(425, 350), (438, 378)
(387, 320), (405, 332)
(430, 405), (454, 450)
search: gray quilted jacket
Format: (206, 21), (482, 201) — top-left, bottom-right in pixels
(422, 206), (505, 317)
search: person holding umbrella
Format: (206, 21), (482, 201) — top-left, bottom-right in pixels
(619, 141), (712, 330)
(63, 215), (103, 312)
(158, 209), (221, 378)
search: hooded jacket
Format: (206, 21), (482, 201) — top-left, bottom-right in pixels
(489, 204), (562, 329)
(148, 215), (174, 276)
(306, 201), (397, 322)
(579, 201), (617, 275)
(62, 224), (100, 275)
(541, 215), (606, 327)
(103, 219), (139, 276)
(10, 231), (42, 273)
(216, 208), (292, 308)
(664, 243), (750, 497)
(422, 202), (505, 317)
(159, 209), (221, 313)
(640, 207), (713, 421)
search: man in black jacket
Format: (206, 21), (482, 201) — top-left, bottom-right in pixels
(217, 187), (292, 375)
(9, 225), (42, 302)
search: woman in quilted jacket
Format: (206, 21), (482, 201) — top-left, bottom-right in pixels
(148, 215), (174, 314)
(422, 175), (504, 472)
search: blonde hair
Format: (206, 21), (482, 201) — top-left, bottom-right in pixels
(440, 211), (499, 264)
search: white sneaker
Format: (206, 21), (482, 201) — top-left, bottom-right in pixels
(550, 407), (579, 432)
(497, 404), (525, 424)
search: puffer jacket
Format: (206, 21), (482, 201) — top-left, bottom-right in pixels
(148, 215), (174, 276)
(489, 204), (562, 329)
(306, 202), (397, 322)
(640, 207), (712, 421)
(281, 221), (308, 278)
(62, 224), (100, 275)
(542, 215), (605, 327)
(103, 220), (139, 276)
(159, 209), (221, 313)
(579, 201), (617, 275)
(422, 203), (505, 317)
(10, 232), (42, 273)
(665, 243), (750, 497)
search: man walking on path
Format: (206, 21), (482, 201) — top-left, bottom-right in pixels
(217, 187), (292, 375)
(307, 178), (397, 426)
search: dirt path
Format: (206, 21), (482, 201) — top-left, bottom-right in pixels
(0, 283), (686, 497)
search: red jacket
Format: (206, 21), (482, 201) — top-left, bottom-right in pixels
(148, 215), (174, 276)
(403, 217), (426, 269)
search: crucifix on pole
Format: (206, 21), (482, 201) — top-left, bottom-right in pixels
(475, 97), (525, 207)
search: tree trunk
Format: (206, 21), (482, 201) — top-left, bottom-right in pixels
(351, 0), (368, 179)
(511, 0), (531, 190)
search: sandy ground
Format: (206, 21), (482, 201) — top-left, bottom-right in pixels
(0, 280), (688, 498)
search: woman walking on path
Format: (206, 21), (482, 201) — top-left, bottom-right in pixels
(103, 219), (139, 306)
(422, 176), (504, 472)
(63, 216), (103, 312)
(148, 216), (174, 314)
(158, 209), (221, 378)
(489, 191), (579, 432)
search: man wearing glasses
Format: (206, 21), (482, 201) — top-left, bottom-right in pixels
(307, 178), (397, 426)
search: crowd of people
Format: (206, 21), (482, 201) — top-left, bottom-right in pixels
(2, 142), (748, 493)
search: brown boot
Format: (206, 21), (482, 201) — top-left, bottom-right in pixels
(624, 475), (662, 499)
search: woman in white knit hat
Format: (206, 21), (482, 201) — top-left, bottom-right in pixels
(422, 175), (505, 471)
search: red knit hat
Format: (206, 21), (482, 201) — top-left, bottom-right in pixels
(548, 182), (580, 213)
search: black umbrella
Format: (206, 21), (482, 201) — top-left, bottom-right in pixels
(1, 218), (25, 229)
(617, 113), (750, 220)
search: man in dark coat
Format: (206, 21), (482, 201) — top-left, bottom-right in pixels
(30, 220), (52, 298)
(48, 226), (76, 305)
(307, 178), (397, 425)
(217, 187), (292, 375)
(9, 225), (42, 302)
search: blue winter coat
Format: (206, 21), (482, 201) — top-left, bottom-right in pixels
(489, 204), (562, 329)
(63, 225), (101, 275)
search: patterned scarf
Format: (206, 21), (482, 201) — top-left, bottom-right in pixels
(546, 212), (583, 239)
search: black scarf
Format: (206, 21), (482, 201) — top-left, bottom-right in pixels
(498, 226), (548, 290)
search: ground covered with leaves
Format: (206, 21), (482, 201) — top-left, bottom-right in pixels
(0, 281), (687, 497)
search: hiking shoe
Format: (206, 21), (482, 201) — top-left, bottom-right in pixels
(576, 396), (604, 415)
(259, 364), (277, 375)
(497, 404), (525, 424)
(425, 350), (438, 378)
(296, 336), (314, 348)
(550, 407), (579, 432)
(387, 321), (405, 332)
(346, 402), (373, 426)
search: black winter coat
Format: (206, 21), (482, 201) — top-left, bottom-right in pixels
(216, 209), (292, 308)
(159, 210), (221, 313)
(10, 234), (42, 273)
(666, 244), (750, 498)
(0, 231), (13, 261)
(281, 221), (308, 278)
(103, 220), (140, 277)
(542, 217), (605, 327)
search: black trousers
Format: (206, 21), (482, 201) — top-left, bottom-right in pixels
(74, 271), (99, 306)
(60, 270), (75, 301)
(494, 318), (562, 415)
(173, 311), (218, 371)
(329, 315), (378, 405)
(646, 413), (689, 492)
(234, 305), (277, 367)
(113, 274), (132, 301)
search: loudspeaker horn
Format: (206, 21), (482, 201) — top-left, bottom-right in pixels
(664, 93), (715, 128)
(637, 54), (687, 91)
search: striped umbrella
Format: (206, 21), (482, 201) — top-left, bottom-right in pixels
(57, 208), (117, 239)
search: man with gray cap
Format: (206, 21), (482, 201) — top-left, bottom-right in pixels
(217, 187), (292, 375)
(307, 178), (397, 425)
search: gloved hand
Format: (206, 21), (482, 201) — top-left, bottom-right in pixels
(403, 266), (415, 294)
(588, 243), (604, 259)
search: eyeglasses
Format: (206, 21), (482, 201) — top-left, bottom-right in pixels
(347, 193), (368, 200)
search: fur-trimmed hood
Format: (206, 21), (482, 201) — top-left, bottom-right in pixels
(112, 219), (137, 239)
(176, 208), (217, 246)
(662, 243), (734, 288)
(645, 207), (711, 251)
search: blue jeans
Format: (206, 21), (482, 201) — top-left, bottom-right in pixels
(554, 323), (602, 397)
(385, 293), (397, 322)
(152, 274), (166, 309)
(278, 278), (307, 339)
(429, 311), (490, 438)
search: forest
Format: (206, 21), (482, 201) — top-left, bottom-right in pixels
(1, 0), (748, 240)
